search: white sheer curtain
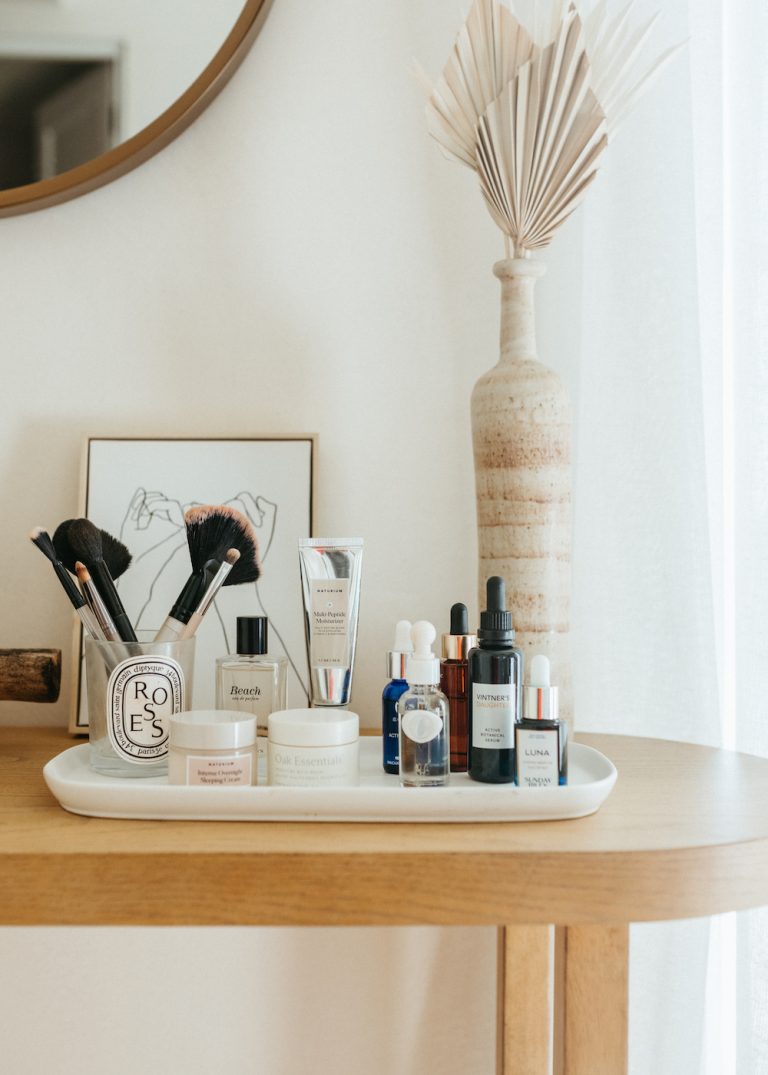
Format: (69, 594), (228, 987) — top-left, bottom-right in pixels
(559, 0), (768, 1070)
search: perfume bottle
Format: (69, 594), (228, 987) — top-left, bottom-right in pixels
(515, 655), (567, 787)
(440, 603), (476, 773)
(397, 621), (450, 787)
(382, 619), (412, 774)
(467, 576), (523, 784)
(215, 616), (287, 756)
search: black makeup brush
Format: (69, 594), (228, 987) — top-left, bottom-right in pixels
(155, 505), (261, 642)
(181, 548), (241, 639)
(53, 519), (137, 642)
(29, 527), (104, 640)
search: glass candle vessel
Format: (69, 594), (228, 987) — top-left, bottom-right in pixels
(85, 634), (195, 777)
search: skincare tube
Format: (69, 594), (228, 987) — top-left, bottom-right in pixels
(298, 537), (363, 706)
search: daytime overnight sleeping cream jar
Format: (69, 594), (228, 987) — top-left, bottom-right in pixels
(168, 710), (257, 786)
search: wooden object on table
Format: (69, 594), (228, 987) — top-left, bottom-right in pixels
(0, 649), (60, 702)
(3, 728), (768, 1075)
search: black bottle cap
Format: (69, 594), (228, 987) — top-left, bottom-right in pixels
(478, 577), (515, 641)
(450, 602), (469, 635)
(236, 616), (268, 655)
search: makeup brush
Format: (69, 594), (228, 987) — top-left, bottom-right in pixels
(75, 562), (120, 642)
(29, 527), (104, 640)
(180, 549), (240, 639)
(155, 505), (261, 642)
(53, 519), (137, 642)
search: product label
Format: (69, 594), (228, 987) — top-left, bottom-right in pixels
(309, 578), (350, 666)
(186, 754), (253, 787)
(107, 655), (185, 763)
(268, 742), (358, 787)
(218, 665), (275, 737)
(515, 728), (559, 787)
(401, 709), (443, 744)
(472, 683), (515, 749)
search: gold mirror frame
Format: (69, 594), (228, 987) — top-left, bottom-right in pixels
(0, 0), (272, 217)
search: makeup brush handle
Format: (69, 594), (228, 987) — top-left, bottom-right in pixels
(51, 559), (87, 611)
(90, 563), (138, 643)
(82, 579), (120, 642)
(180, 560), (235, 639)
(154, 618), (186, 643)
(77, 605), (105, 641)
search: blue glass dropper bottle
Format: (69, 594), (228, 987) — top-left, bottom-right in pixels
(382, 620), (412, 774)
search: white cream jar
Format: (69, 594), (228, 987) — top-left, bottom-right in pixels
(268, 709), (359, 787)
(168, 710), (257, 786)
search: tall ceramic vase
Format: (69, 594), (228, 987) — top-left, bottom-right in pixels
(470, 258), (573, 728)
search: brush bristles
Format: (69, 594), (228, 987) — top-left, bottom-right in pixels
(53, 519), (83, 572)
(225, 548), (241, 567)
(183, 505), (261, 585)
(74, 561), (91, 584)
(52, 518), (132, 578)
(68, 519), (103, 566)
(30, 527), (57, 561)
(99, 530), (132, 578)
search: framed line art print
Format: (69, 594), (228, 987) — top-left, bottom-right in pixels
(70, 436), (315, 732)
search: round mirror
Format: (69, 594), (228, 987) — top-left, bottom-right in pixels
(0, 0), (271, 216)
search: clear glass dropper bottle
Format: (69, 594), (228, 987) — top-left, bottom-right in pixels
(397, 621), (450, 787)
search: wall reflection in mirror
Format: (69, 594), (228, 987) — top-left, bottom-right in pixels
(0, 0), (246, 191)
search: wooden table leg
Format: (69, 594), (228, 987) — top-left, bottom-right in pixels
(497, 925), (555, 1075)
(556, 925), (629, 1075)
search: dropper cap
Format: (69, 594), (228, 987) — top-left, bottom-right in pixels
(477, 576), (515, 642)
(405, 621), (440, 685)
(387, 619), (413, 679)
(441, 602), (477, 660)
(523, 654), (559, 721)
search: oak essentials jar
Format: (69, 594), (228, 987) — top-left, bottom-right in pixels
(267, 708), (359, 787)
(168, 710), (257, 786)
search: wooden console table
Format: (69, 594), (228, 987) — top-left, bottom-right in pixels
(3, 727), (768, 1075)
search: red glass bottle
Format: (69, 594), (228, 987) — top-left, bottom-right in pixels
(439, 603), (477, 772)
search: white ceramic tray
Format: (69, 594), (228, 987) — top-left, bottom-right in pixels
(43, 738), (617, 823)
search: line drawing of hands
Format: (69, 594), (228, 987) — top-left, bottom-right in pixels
(113, 487), (308, 703)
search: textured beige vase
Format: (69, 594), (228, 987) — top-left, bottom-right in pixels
(471, 258), (573, 727)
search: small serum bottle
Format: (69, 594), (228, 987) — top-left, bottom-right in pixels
(215, 616), (288, 757)
(397, 621), (450, 787)
(468, 576), (523, 784)
(439, 603), (476, 773)
(382, 619), (412, 774)
(515, 655), (568, 787)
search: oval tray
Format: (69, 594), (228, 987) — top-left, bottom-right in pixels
(43, 737), (617, 823)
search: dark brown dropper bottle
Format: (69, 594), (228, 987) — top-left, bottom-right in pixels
(440, 603), (477, 773)
(467, 576), (523, 784)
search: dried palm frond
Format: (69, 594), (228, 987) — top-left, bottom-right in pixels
(424, 0), (679, 256)
(475, 11), (607, 253)
(426, 0), (536, 168)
